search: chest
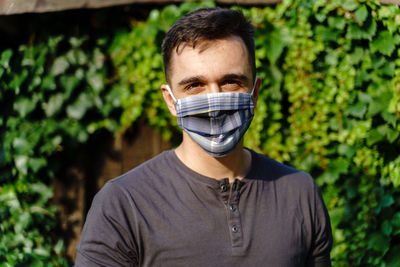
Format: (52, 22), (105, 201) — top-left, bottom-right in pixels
(133, 182), (312, 267)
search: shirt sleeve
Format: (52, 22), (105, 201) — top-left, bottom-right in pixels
(306, 181), (333, 267)
(75, 182), (138, 267)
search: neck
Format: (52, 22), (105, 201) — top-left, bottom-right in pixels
(175, 132), (252, 184)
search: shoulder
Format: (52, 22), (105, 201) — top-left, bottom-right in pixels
(248, 149), (316, 190)
(90, 149), (177, 209)
(107, 149), (176, 188)
(84, 149), (178, 230)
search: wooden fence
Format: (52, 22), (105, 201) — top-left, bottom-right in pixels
(52, 119), (171, 261)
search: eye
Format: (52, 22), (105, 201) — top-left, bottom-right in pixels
(184, 82), (204, 93)
(220, 80), (243, 91)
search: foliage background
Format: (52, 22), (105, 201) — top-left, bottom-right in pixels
(0, 0), (399, 266)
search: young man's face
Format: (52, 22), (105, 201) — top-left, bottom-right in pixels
(161, 36), (257, 115)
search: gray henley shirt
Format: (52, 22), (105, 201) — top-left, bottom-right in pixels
(76, 149), (332, 266)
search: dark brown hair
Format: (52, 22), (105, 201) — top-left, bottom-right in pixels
(161, 8), (255, 82)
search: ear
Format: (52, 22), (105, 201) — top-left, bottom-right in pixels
(161, 84), (177, 117)
(252, 76), (262, 107)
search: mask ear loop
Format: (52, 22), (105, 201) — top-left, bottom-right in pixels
(166, 85), (178, 103)
(250, 77), (258, 96)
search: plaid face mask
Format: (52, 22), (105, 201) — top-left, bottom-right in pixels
(166, 83), (256, 157)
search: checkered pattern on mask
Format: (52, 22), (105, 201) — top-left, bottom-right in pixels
(175, 92), (254, 135)
(174, 92), (255, 157)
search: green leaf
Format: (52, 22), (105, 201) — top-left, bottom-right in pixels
(66, 93), (92, 120)
(93, 48), (105, 69)
(387, 128), (399, 143)
(29, 76), (42, 91)
(368, 91), (392, 116)
(381, 220), (392, 236)
(0, 49), (13, 68)
(325, 49), (340, 65)
(14, 211), (31, 233)
(269, 64), (283, 100)
(349, 47), (364, 65)
(30, 183), (54, 204)
(29, 157), (47, 172)
(265, 27), (291, 64)
(355, 69), (371, 86)
(319, 172), (339, 185)
(334, 157), (349, 174)
(372, 124), (399, 144)
(342, 0), (359, 11)
(87, 73), (104, 93)
(391, 212), (400, 228)
(29, 259), (45, 267)
(367, 232), (390, 253)
(367, 128), (385, 146)
(42, 93), (64, 117)
(47, 35), (63, 52)
(319, 157), (349, 184)
(66, 49), (87, 65)
(328, 16), (346, 30)
(13, 137), (30, 154)
(33, 247), (50, 257)
(14, 155), (28, 175)
(10, 69), (29, 91)
(346, 102), (367, 118)
(41, 75), (56, 91)
(52, 135), (62, 147)
(385, 244), (400, 267)
(160, 5), (181, 27)
(358, 92), (371, 103)
(355, 5), (368, 22)
(378, 6), (398, 19)
(13, 97), (38, 118)
(382, 62), (396, 77)
(59, 75), (80, 96)
(315, 26), (341, 42)
(0, 67), (4, 80)
(382, 112), (397, 127)
(347, 20), (376, 40)
(382, 194), (394, 207)
(54, 239), (65, 254)
(315, 13), (326, 23)
(338, 144), (356, 158)
(51, 56), (69, 76)
(371, 31), (400, 56)
(69, 36), (88, 48)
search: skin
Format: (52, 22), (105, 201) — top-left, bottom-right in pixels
(161, 35), (261, 184)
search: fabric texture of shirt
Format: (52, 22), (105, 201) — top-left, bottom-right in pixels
(75, 149), (332, 267)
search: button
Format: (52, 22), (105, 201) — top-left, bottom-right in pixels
(229, 205), (236, 212)
(232, 225), (239, 233)
(220, 184), (228, 192)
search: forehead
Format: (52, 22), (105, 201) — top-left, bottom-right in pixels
(168, 36), (251, 85)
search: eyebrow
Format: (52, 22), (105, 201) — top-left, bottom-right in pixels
(222, 74), (249, 83)
(178, 76), (206, 86)
(177, 73), (250, 87)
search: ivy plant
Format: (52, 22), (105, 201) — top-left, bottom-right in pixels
(1, 0), (399, 265)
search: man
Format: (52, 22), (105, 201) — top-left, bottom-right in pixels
(76, 7), (332, 266)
